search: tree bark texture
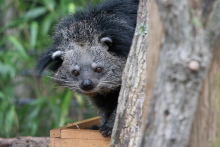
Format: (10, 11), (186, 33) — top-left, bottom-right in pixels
(189, 40), (220, 147)
(189, 1), (220, 147)
(141, 0), (164, 133)
(110, 0), (149, 146)
(141, 0), (220, 147)
(0, 137), (50, 147)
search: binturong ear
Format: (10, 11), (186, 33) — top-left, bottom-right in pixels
(100, 37), (112, 47)
(36, 48), (64, 76)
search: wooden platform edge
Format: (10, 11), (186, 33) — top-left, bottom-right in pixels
(50, 138), (110, 147)
(61, 129), (111, 140)
(50, 116), (100, 138)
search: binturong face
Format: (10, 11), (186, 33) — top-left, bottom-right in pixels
(51, 37), (126, 96)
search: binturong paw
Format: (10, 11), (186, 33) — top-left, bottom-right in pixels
(89, 125), (100, 130)
(99, 125), (113, 138)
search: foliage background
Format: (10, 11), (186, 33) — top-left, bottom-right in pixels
(0, 0), (103, 138)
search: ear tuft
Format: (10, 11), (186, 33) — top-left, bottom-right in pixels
(100, 37), (112, 47)
(52, 51), (64, 60)
(36, 48), (63, 76)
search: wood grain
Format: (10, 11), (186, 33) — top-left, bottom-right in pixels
(53, 138), (110, 147)
(50, 117), (111, 147)
(50, 116), (100, 137)
(61, 129), (110, 140)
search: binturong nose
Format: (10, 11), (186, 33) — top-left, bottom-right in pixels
(80, 79), (93, 90)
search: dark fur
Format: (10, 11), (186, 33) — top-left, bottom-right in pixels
(36, 0), (139, 137)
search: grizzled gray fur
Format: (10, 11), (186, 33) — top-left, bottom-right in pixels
(36, 0), (139, 137)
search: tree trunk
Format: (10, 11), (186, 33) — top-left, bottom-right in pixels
(141, 0), (220, 147)
(189, 1), (220, 147)
(189, 40), (220, 147)
(110, 0), (149, 146)
(110, 0), (220, 146)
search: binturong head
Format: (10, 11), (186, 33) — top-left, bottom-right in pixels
(36, 32), (126, 96)
(51, 36), (125, 95)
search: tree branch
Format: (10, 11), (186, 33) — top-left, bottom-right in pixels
(0, 137), (50, 147)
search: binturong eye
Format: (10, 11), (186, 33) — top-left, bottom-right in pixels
(72, 70), (79, 76)
(95, 67), (103, 73)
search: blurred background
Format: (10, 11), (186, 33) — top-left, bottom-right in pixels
(0, 0), (104, 138)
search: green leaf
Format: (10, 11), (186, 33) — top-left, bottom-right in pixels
(8, 36), (28, 59)
(41, 14), (53, 36)
(0, 0), (5, 6)
(0, 92), (4, 100)
(30, 21), (39, 49)
(42, 0), (55, 11)
(28, 106), (41, 119)
(22, 7), (47, 20)
(4, 18), (23, 29)
(31, 121), (39, 136)
(59, 91), (72, 127)
(5, 105), (16, 137)
(29, 97), (46, 106)
(0, 62), (16, 79)
(68, 3), (76, 13)
(73, 92), (84, 107)
(49, 100), (60, 123)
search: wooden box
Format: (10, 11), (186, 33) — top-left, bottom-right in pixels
(50, 117), (110, 147)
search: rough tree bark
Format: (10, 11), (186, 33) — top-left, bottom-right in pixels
(141, 0), (220, 147)
(0, 137), (50, 147)
(189, 39), (220, 147)
(110, 0), (149, 146)
(189, 1), (220, 147)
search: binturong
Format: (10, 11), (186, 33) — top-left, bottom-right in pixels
(36, 0), (139, 137)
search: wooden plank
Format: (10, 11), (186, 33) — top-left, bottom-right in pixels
(66, 116), (100, 130)
(50, 116), (109, 147)
(50, 137), (55, 147)
(54, 138), (110, 147)
(50, 129), (63, 138)
(61, 129), (110, 141)
(54, 138), (61, 147)
(50, 116), (100, 138)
